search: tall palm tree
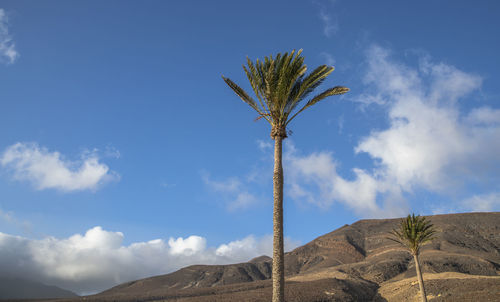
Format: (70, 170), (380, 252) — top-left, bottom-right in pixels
(222, 49), (349, 302)
(389, 214), (437, 302)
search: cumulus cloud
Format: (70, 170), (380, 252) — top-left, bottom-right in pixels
(356, 45), (499, 192)
(284, 45), (499, 217)
(202, 172), (260, 211)
(216, 235), (298, 263)
(284, 142), (406, 218)
(168, 236), (206, 256)
(0, 227), (299, 295)
(0, 9), (18, 64)
(0, 143), (119, 192)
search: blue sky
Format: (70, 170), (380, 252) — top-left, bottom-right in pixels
(0, 0), (499, 295)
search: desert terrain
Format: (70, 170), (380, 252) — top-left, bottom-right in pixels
(10, 212), (500, 302)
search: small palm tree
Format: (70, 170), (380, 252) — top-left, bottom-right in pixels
(389, 214), (437, 302)
(222, 49), (348, 302)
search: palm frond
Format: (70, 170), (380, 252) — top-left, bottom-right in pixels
(283, 65), (337, 121)
(243, 60), (268, 116)
(222, 76), (269, 122)
(287, 86), (349, 125)
(387, 214), (437, 255)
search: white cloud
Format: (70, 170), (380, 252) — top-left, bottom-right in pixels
(168, 236), (206, 256)
(160, 182), (177, 188)
(420, 57), (483, 105)
(0, 208), (32, 235)
(284, 45), (499, 217)
(202, 172), (260, 211)
(319, 10), (338, 37)
(337, 114), (344, 134)
(461, 193), (500, 212)
(0, 227), (299, 295)
(103, 145), (121, 159)
(284, 142), (406, 218)
(257, 139), (273, 152)
(0, 142), (119, 192)
(0, 209), (15, 224)
(227, 192), (259, 211)
(215, 235), (299, 263)
(216, 235), (267, 259)
(356, 45), (499, 193)
(202, 172), (241, 193)
(313, 0), (339, 38)
(0, 9), (18, 64)
(320, 52), (336, 66)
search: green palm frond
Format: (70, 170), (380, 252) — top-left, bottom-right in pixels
(388, 214), (437, 255)
(222, 76), (269, 122)
(243, 60), (268, 115)
(287, 86), (349, 125)
(222, 49), (349, 137)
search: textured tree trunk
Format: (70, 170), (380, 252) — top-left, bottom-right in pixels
(414, 254), (427, 302)
(272, 136), (285, 302)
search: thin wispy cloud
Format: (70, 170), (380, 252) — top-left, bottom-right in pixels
(319, 10), (338, 37)
(103, 145), (121, 159)
(337, 114), (344, 134)
(201, 171), (261, 211)
(202, 172), (241, 193)
(0, 208), (33, 235)
(460, 193), (500, 212)
(0, 142), (119, 192)
(257, 139), (272, 152)
(160, 182), (177, 188)
(0, 227), (300, 295)
(0, 9), (19, 64)
(227, 191), (259, 211)
(320, 52), (336, 66)
(314, 0), (339, 37)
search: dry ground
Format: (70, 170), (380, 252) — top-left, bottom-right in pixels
(377, 272), (500, 302)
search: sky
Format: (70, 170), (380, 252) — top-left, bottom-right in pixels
(0, 0), (499, 295)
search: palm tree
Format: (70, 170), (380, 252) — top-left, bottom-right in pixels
(389, 214), (437, 302)
(222, 49), (349, 302)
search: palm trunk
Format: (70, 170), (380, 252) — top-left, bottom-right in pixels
(272, 136), (285, 302)
(414, 254), (427, 302)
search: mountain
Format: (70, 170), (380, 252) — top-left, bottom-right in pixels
(37, 212), (500, 301)
(0, 277), (77, 300)
(100, 259), (273, 295)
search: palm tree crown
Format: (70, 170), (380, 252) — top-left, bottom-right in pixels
(222, 49), (349, 139)
(389, 214), (437, 256)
